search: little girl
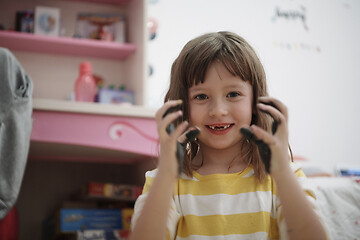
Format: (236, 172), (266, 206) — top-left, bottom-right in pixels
(130, 31), (327, 240)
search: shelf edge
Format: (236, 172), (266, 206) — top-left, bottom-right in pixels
(33, 98), (156, 118)
(0, 31), (136, 60)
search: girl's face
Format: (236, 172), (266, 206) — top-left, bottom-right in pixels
(188, 61), (253, 151)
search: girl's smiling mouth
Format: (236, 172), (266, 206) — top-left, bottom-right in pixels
(206, 123), (234, 134)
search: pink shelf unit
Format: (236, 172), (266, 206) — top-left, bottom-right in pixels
(30, 110), (159, 163)
(0, 31), (137, 60)
(61, 0), (132, 5)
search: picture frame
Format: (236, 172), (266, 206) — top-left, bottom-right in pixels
(34, 6), (60, 37)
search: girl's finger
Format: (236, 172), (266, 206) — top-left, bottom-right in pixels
(250, 124), (276, 146)
(258, 97), (288, 120)
(155, 100), (183, 121)
(158, 110), (183, 136)
(257, 102), (285, 124)
(257, 97), (288, 135)
(155, 100), (184, 136)
(172, 120), (189, 140)
(240, 126), (273, 173)
(177, 126), (200, 145)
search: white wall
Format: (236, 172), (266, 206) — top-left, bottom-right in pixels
(146, 0), (360, 173)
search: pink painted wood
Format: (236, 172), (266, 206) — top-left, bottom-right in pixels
(0, 31), (136, 60)
(30, 110), (159, 160)
(60, 0), (132, 5)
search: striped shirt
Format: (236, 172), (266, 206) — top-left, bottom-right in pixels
(132, 163), (319, 240)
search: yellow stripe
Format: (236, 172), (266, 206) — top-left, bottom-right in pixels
(144, 168), (311, 196)
(142, 176), (154, 194)
(143, 174), (273, 196)
(166, 229), (171, 240)
(177, 212), (277, 237)
(143, 169), (307, 198)
(294, 168), (306, 178)
(269, 216), (280, 239)
(305, 190), (316, 200)
(278, 207), (284, 222)
(143, 165), (304, 195)
(178, 176), (273, 196)
(143, 176), (180, 197)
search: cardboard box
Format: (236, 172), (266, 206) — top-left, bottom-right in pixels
(43, 209), (123, 239)
(84, 182), (142, 201)
(121, 208), (134, 231)
(60, 209), (123, 232)
(98, 89), (135, 105)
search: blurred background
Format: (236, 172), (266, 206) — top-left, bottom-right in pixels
(146, 0), (360, 174)
(0, 0), (359, 239)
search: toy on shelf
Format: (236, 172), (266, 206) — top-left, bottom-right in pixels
(98, 85), (135, 105)
(74, 13), (126, 43)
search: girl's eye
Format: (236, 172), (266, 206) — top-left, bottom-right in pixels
(227, 92), (240, 98)
(194, 94), (208, 100)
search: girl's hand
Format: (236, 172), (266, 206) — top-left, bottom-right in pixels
(177, 126), (200, 146)
(155, 100), (189, 178)
(247, 97), (291, 177)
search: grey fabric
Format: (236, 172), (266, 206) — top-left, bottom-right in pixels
(0, 47), (33, 219)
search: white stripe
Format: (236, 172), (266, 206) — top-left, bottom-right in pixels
(179, 191), (276, 217)
(146, 169), (200, 181)
(290, 162), (301, 172)
(145, 169), (158, 178)
(175, 232), (269, 240)
(180, 172), (200, 181)
(243, 168), (254, 177)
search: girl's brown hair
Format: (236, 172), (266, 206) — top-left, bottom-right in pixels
(165, 31), (272, 181)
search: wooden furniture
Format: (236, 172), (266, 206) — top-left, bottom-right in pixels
(30, 99), (158, 163)
(0, 0), (157, 238)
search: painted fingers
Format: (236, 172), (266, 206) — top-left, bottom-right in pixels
(178, 127), (200, 147)
(157, 100), (202, 176)
(156, 100), (187, 139)
(240, 97), (288, 174)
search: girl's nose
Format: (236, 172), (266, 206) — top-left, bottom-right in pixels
(209, 99), (228, 117)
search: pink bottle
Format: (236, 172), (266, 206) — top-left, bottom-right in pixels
(75, 62), (97, 102)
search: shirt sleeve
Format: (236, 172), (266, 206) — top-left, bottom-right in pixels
(276, 163), (330, 240)
(131, 169), (181, 240)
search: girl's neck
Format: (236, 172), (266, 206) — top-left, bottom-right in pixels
(194, 144), (248, 175)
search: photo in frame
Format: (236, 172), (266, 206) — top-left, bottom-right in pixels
(34, 6), (60, 37)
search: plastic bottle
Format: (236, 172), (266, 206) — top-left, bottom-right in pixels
(74, 62), (97, 102)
